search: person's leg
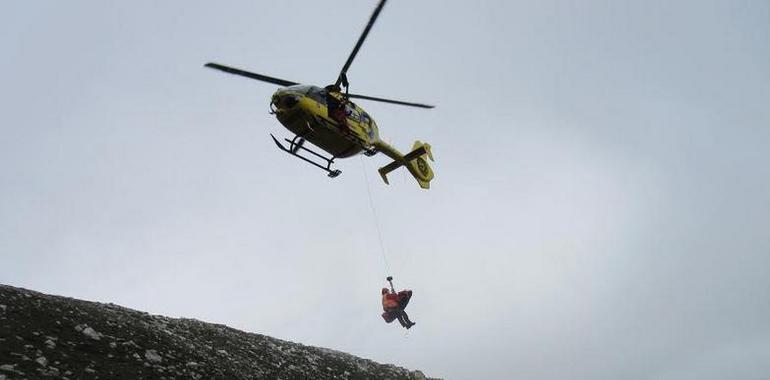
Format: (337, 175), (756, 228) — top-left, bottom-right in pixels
(396, 313), (410, 328)
(401, 310), (415, 328)
(333, 108), (348, 127)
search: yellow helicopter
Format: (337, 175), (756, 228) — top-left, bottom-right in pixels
(205, 0), (435, 189)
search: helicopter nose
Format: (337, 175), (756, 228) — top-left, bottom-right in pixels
(271, 92), (300, 109)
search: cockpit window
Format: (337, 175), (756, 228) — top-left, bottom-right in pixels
(306, 86), (327, 104)
(285, 85), (313, 94)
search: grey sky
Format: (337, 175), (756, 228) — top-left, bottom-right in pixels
(2, 1), (769, 379)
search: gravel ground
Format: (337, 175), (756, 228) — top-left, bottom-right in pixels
(0, 284), (434, 380)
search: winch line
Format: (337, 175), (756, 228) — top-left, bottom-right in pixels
(360, 157), (391, 275)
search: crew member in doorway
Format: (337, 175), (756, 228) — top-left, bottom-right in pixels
(325, 85), (349, 129)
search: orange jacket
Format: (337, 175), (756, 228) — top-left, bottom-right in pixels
(382, 290), (400, 310)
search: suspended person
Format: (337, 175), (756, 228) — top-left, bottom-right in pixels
(381, 276), (415, 329)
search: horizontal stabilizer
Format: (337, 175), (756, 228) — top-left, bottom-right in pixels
(378, 141), (434, 189)
(378, 160), (402, 185)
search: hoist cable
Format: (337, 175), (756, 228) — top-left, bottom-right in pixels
(360, 157), (391, 275)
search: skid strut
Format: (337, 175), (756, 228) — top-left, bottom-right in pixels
(270, 134), (342, 178)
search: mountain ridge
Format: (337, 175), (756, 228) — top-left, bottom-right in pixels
(0, 284), (435, 379)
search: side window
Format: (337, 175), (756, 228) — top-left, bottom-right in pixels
(363, 114), (376, 138)
(345, 104), (357, 118)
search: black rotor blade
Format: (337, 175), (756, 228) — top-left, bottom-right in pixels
(347, 93), (434, 109)
(335, 0), (388, 88)
(205, 62), (299, 87)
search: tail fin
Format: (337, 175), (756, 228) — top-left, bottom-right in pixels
(378, 141), (435, 189)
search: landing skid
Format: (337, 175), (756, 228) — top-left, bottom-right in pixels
(270, 134), (342, 178)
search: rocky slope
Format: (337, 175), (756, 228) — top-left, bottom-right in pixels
(0, 284), (433, 379)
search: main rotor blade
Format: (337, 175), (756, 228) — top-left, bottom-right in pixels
(347, 93), (434, 109)
(335, 0), (388, 87)
(205, 62), (299, 87)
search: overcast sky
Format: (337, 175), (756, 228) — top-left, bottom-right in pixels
(2, 1), (770, 379)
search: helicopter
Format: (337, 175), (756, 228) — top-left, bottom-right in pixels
(205, 0), (436, 189)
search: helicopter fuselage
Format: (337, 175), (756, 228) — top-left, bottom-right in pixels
(204, 0), (435, 186)
(271, 85), (381, 159)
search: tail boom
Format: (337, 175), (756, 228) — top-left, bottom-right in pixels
(374, 140), (435, 189)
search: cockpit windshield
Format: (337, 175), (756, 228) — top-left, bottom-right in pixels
(305, 86), (328, 104)
(284, 85), (314, 94)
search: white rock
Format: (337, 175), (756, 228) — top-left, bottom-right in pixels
(81, 327), (101, 340)
(144, 349), (162, 363)
(45, 339), (56, 349)
(0, 364), (15, 372)
(35, 356), (48, 367)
